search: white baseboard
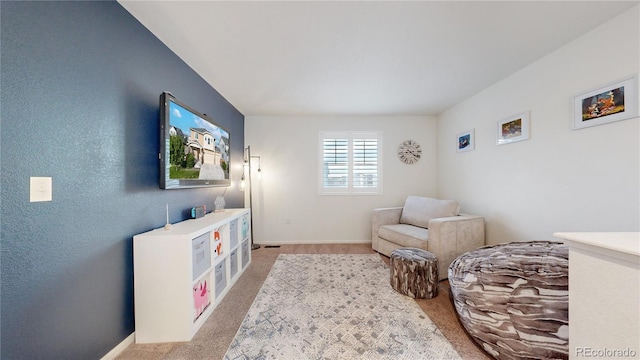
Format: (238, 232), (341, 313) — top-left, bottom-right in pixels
(257, 239), (372, 245)
(101, 332), (135, 360)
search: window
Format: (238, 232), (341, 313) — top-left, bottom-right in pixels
(319, 131), (382, 195)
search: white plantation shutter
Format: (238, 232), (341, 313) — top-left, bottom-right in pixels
(353, 137), (378, 188)
(320, 132), (382, 195)
(322, 138), (349, 189)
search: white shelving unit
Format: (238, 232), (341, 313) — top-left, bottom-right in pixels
(133, 208), (251, 343)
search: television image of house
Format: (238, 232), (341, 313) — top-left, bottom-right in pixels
(188, 127), (227, 180)
(168, 125), (229, 181)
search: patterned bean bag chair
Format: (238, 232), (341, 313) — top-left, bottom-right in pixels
(448, 241), (569, 360)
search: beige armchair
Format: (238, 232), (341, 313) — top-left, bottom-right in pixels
(372, 196), (485, 280)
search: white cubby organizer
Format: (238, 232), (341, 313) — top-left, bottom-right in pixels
(133, 208), (251, 343)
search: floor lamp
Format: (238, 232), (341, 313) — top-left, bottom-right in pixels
(243, 145), (261, 250)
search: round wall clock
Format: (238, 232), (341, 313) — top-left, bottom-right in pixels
(398, 140), (421, 164)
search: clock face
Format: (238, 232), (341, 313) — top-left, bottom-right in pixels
(398, 140), (421, 164)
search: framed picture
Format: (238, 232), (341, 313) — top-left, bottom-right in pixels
(457, 129), (475, 153)
(573, 75), (638, 130)
(497, 111), (530, 145)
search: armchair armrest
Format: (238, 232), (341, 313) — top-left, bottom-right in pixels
(428, 214), (485, 280)
(428, 213), (483, 226)
(372, 207), (403, 227)
(371, 207), (403, 252)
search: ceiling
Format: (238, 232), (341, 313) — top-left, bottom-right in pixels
(118, 1), (637, 116)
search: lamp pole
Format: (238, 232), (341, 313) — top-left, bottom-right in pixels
(246, 146), (260, 250)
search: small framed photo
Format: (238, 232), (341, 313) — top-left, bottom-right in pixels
(457, 129), (475, 153)
(497, 111), (530, 145)
(573, 75), (638, 130)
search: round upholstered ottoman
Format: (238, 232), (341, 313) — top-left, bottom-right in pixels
(448, 241), (569, 360)
(390, 247), (438, 299)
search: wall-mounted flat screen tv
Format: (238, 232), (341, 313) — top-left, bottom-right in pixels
(159, 92), (230, 189)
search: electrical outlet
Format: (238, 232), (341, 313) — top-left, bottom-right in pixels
(30, 177), (52, 202)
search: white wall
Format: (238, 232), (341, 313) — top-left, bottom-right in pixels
(437, 6), (640, 245)
(245, 115), (437, 244)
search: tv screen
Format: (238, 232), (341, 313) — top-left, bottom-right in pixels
(159, 92), (231, 189)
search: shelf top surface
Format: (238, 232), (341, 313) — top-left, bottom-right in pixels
(138, 208), (250, 237)
(553, 232), (640, 258)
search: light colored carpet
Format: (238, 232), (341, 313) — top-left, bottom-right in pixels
(223, 254), (462, 359)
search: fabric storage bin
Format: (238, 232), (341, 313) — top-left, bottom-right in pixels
(230, 219), (238, 248)
(241, 240), (250, 269)
(191, 232), (211, 280)
(214, 260), (227, 297)
(193, 276), (210, 322)
(230, 249), (238, 278)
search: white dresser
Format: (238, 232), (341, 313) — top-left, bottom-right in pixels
(554, 232), (639, 359)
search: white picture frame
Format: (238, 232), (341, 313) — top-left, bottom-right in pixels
(457, 129), (475, 153)
(573, 75), (638, 130)
(497, 111), (530, 145)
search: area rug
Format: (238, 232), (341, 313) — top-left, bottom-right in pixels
(223, 254), (461, 359)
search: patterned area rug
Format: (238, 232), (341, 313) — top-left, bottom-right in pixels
(224, 254), (461, 359)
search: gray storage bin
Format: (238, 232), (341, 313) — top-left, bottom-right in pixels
(191, 232), (211, 280)
(214, 260), (227, 297)
(230, 219), (238, 248)
(229, 249), (238, 278)
(241, 240), (250, 269)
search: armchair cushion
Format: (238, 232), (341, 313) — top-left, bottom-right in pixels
(378, 224), (429, 244)
(400, 196), (460, 228)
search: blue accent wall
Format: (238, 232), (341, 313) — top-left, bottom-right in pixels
(1, 2), (244, 358)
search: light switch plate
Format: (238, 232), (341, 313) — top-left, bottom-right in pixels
(30, 177), (52, 202)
